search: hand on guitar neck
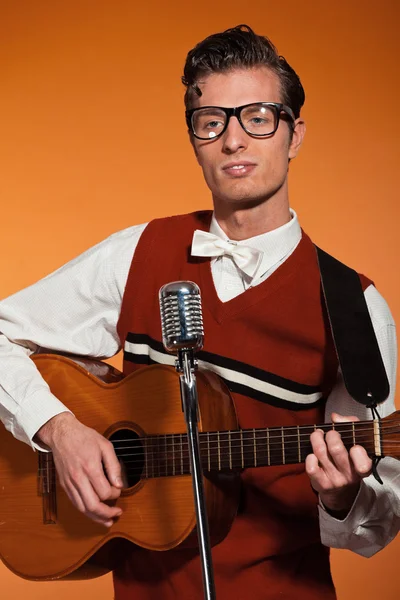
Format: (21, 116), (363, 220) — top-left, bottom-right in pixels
(35, 412), (124, 527)
(306, 412), (373, 520)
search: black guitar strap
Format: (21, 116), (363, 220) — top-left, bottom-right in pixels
(316, 246), (390, 482)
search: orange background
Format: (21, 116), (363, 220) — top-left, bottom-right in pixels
(0, 1), (399, 598)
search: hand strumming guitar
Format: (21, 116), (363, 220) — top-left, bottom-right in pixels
(35, 412), (123, 527)
(306, 413), (373, 519)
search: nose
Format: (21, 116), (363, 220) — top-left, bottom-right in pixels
(221, 116), (248, 154)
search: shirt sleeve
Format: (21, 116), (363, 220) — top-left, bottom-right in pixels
(0, 223), (147, 449)
(319, 284), (400, 556)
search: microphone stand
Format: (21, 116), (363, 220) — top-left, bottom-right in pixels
(176, 348), (216, 600)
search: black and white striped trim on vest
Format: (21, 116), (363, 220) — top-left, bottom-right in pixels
(124, 333), (324, 410)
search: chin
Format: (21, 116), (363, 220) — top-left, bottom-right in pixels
(215, 184), (276, 208)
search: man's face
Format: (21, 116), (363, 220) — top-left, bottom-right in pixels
(190, 67), (304, 210)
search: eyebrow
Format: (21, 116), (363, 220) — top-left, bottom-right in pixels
(196, 107), (226, 113)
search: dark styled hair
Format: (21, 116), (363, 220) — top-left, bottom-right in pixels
(182, 24), (305, 118)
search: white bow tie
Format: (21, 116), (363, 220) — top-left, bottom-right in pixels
(191, 229), (263, 280)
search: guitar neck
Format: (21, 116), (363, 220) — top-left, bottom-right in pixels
(131, 419), (382, 479)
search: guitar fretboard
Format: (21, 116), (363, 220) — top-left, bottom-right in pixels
(111, 420), (381, 480)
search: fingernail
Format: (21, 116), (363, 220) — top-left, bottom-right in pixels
(115, 476), (123, 487)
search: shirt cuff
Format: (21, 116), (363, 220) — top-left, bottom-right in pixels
(318, 480), (371, 546)
(11, 389), (73, 451)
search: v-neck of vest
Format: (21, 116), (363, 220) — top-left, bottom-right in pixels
(197, 230), (311, 324)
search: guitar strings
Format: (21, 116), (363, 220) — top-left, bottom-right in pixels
(38, 433), (396, 478)
(36, 424), (396, 464)
(36, 421), (398, 477)
(109, 434), (382, 456)
(108, 428), (395, 456)
(107, 421), (397, 446)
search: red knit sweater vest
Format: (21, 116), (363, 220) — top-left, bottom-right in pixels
(114, 211), (371, 600)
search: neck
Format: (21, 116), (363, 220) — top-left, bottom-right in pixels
(213, 185), (291, 241)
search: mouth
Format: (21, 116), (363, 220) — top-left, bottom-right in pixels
(222, 161), (256, 177)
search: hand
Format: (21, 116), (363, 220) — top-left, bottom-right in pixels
(35, 412), (123, 527)
(305, 412), (372, 518)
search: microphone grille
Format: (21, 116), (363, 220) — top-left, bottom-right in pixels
(159, 281), (204, 353)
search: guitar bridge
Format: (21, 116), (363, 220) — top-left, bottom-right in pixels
(38, 452), (57, 524)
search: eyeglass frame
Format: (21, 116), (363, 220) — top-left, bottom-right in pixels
(185, 102), (296, 140)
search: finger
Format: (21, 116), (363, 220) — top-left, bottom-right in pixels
(349, 445), (373, 477)
(324, 430), (354, 478)
(72, 475), (122, 525)
(105, 484), (122, 501)
(101, 440), (124, 489)
(305, 452), (321, 478)
(331, 412), (359, 423)
(120, 461), (129, 488)
(61, 474), (114, 526)
(87, 464), (121, 502)
(305, 453), (330, 490)
(62, 480), (87, 514)
(309, 430), (338, 479)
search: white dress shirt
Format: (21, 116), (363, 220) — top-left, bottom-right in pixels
(0, 210), (398, 557)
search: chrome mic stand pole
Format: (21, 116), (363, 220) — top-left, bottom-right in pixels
(159, 282), (216, 600)
(178, 348), (216, 600)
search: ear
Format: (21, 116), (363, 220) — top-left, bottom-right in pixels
(288, 118), (306, 160)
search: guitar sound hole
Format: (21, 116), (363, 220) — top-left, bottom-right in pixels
(108, 429), (144, 488)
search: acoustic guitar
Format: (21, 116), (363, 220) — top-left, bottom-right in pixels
(0, 353), (398, 581)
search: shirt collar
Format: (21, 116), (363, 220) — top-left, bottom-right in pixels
(209, 209), (301, 280)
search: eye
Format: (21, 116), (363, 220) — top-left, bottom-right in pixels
(193, 109), (226, 136)
(240, 105), (276, 134)
(244, 112), (274, 126)
(205, 119), (223, 129)
(249, 116), (269, 125)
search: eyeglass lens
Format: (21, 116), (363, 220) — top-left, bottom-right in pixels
(192, 104), (278, 139)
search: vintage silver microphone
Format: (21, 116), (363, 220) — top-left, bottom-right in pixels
(159, 281), (216, 600)
(159, 280), (204, 354)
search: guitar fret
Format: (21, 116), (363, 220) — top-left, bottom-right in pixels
(241, 430), (250, 468)
(153, 437), (157, 478)
(144, 437), (148, 479)
(180, 433), (184, 475)
(228, 430), (232, 470)
(154, 437), (157, 478)
(267, 428), (270, 466)
(240, 430), (244, 468)
(217, 431), (221, 471)
(165, 435), (168, 476)
(297, 425), (301, 463)
(172, 435), (175, 476)
(156, 437), (160, 478)
(352, 422), (356, 445)
(281, 427), (285, 465)
(253, 428), (257, 467)
(162, 435), (165, 477)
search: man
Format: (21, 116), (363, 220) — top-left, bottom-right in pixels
(0, 24), (399, 599)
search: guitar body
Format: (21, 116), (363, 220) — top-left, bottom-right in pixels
(0, 354), (240, 580)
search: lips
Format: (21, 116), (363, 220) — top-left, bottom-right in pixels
(222, 161), (256, 177)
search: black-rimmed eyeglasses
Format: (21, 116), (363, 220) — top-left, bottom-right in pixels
(185, 102), (295, 140)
